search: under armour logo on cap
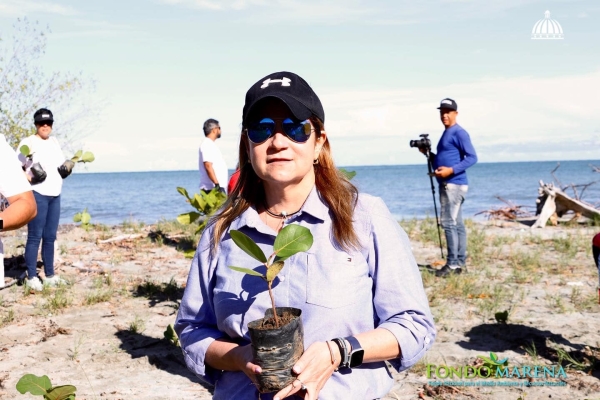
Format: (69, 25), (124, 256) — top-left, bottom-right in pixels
(243, 71), (325, 124)
(261, 77), (291, 89)
(42, 114), (50, 118)
(441, 100), (452, 105)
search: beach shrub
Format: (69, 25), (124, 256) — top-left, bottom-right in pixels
(176, 187), (226, 233)
(16, 374), (76, 400)
(73, 209), (91, 228)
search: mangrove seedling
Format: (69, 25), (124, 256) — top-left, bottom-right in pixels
(16, 374), (76, 400)
(19, 145), (34, 160)
(69, 150), (95, 164)
(228, 224), (313, 328)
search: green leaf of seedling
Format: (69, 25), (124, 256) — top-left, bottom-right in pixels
(19, 145), (30, 157)
(177, 212), (201, 225)
(176, 187), (192, 201)
(266, 261), (284, 283)
(228, 266), (265, 278)
(273, 225), (314, 259)
(71, 150), (82, 162)
(230, 230), (268, 263)
(80, 151), (95, 163)
(73, 212), (82, 223)
(16, 374), (52, 395)
(46, 385), (77, 400)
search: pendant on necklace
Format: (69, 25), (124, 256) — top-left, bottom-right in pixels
(281, 211), (287, 219)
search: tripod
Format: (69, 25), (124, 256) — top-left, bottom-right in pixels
(424, 150), (444, 259)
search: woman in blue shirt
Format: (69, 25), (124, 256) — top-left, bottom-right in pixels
(175, 71), (436, 400)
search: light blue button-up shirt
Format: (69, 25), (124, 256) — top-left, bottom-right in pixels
(175, 187), (436, 400)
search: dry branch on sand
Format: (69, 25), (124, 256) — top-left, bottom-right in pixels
(476, 196), (533, 221)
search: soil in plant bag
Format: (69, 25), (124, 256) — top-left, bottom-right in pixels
(248, 307), (304, 392)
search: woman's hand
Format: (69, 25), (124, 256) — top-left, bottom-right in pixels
(233, 344), (263, 387)
(274, 341), (339, 400)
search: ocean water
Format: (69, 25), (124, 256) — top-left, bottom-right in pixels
(60, 160), (600, 226)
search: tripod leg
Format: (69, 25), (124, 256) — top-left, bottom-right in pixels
(427, 155), (444, 259)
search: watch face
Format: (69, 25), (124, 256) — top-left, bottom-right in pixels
(350, 349), (364, 368)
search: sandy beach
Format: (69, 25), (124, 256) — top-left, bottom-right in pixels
(1, 218), (599, 400)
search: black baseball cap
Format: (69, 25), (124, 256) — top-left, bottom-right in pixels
(437, 98), (458, 111)
(33, 108), (54, 123)
(242, 71), (325, 124)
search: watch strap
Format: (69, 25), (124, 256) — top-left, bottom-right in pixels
(331, 337), (350, 370)
(344, 336), (364, 368)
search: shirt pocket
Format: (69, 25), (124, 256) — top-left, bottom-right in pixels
(305, 252), (364, 309)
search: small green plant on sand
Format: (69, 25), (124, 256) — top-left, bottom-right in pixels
(73, 208), (91, 228)
(228, 224), (313, 328)
(16, 374), (76, 400)
(176, 187), (227, 233)
(164, 324), (180, 346)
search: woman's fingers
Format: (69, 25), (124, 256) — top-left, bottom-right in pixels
(273, 378), (305, 400)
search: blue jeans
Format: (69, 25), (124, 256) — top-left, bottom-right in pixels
(439, 183), (468, 266)
(25, 192), (61, 279)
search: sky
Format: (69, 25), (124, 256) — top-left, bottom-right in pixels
(0, 0), (599, 173)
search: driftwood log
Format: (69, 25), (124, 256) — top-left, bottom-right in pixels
(532, 180), (600, 228)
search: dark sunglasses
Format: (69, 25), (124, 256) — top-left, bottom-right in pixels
(36, 121), (53, 127)
(247, 118), (312, 144)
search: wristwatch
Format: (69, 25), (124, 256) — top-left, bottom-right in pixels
(332, 336), (364, 369)
(344, 336), (364, 368)
(0, 217), (3, 231)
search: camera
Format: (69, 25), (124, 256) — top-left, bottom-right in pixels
(409, 133), (431, 152)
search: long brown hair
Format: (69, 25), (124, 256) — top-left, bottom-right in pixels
(210, 116), (360, 252)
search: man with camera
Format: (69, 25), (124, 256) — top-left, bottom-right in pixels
(429, 98), (478, 277)
(0, 134), (37, 288)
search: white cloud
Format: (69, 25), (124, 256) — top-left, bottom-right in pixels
(0, 0), (78, 16)
(157, 0), (586, 25)
(82, 69), (600, 173)
(52, 18), (140, 39)
(318, 70), (600, 166)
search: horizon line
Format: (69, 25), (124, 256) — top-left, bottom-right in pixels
(72, 158), (600, 174)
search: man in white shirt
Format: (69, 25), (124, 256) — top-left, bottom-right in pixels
(0, 134), (37, 287)
(199, 118), (227, 194)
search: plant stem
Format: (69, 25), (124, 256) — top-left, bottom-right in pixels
(267, 281), (279, 328)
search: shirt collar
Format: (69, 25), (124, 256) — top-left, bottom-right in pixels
(229, 185), (329, 232)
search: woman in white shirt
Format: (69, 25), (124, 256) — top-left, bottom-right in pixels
(18, 108), (73, 291)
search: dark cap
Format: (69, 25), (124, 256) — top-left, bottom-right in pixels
(242, 71), (325, 124)
(437, 98), (457, 111)
(33, 108), (54, 123)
